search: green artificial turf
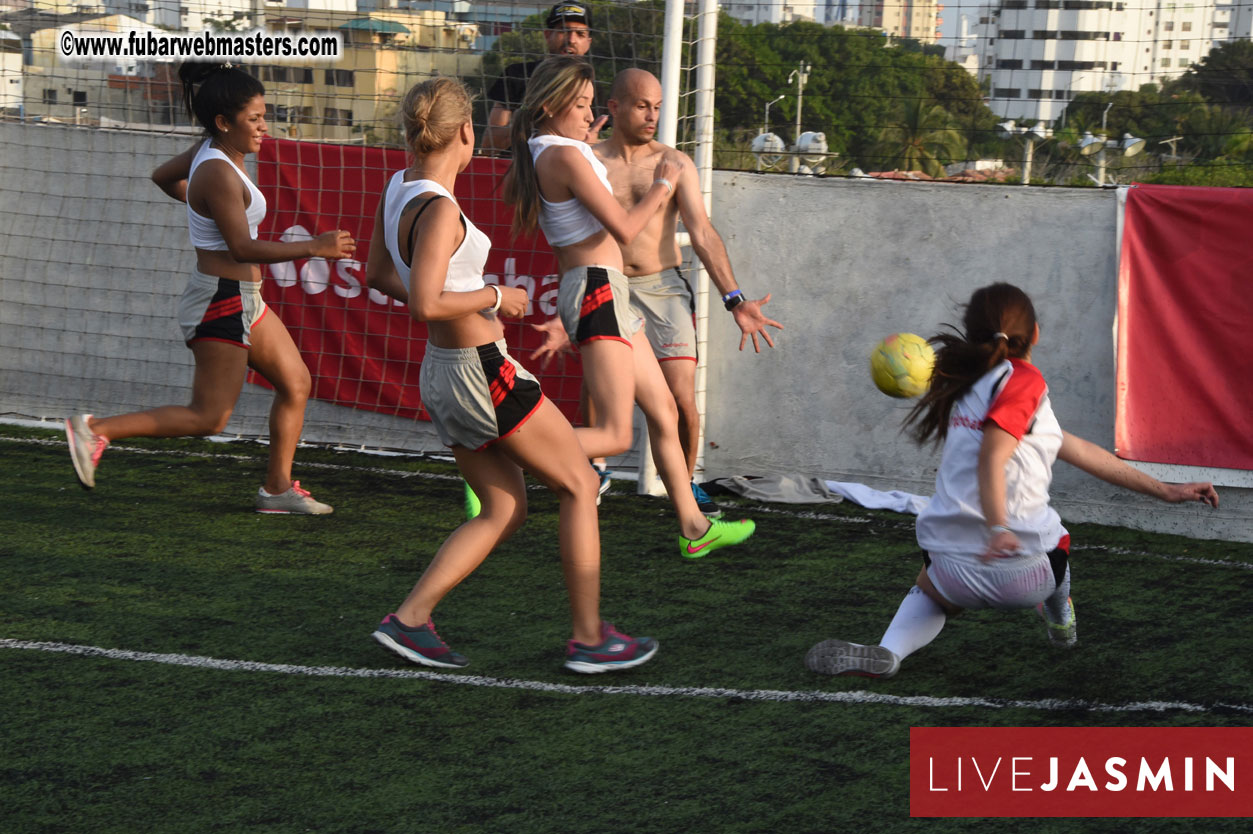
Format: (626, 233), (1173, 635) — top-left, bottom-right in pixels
(2, 427), (1250, 833)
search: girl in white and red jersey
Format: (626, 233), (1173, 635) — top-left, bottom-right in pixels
(806, 283), (1219, 678)
(364, 77), (656, 673)
(63, 62), (355, 513)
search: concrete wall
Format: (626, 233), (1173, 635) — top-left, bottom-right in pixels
(703, 171), (1251, 543)
(1, 122), (1248, 541)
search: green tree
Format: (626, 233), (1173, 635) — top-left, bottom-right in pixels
(870, 99), (966, 176)
(1175, 39), (1253, 108)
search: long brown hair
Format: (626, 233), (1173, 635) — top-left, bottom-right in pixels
(501, 56), (596, 238)
(905, 283), (1038, 446)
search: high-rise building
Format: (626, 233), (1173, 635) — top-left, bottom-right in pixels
(976, 0), (1241, 123)
(858, 0), (942, 42)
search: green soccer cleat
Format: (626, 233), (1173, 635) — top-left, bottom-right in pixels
(679, 517), (755, 559)
(1037, 597), (1078, 648)
(464, 482), (481, 520)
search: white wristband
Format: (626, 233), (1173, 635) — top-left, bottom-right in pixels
(988, 524), (1012, 536)
(654, 178), (673, 194)
(486, 284), (502, 314)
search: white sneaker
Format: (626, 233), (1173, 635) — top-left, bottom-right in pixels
(65, 414), (108, 489)
(805, 639), (901, 678)
(1037, 597), (1078, 648)
(256, 481), (333, 515)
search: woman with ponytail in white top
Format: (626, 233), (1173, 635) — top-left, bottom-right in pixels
(64, 62), (354, 513)
(365, 77), (657, 674)
(502, 56), (756, 560)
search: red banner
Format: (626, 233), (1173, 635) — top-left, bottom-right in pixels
(254, 138), (585, 424)
(911, 727), (1253, 817)
(1116, 184), (1253, 470)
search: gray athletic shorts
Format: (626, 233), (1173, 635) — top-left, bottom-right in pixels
(628, 266), (697, 362)
(923, 538), (1070, 610)
(420, 340), (545, 450)
(178, 268), (268, 348)
(556, 264), (642, 347)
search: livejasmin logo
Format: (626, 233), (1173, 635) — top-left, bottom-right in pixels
(927, 753), (1235, 793)
(910, 727), (1253, 818)
(269, 225), (559, 317)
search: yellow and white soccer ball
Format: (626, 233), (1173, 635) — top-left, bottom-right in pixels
(870, 333), (935, 398)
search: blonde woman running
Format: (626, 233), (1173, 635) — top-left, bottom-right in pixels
(64, 62), (353, 513)
(365, 77), (656, 673)
(502, 56), (756, 559)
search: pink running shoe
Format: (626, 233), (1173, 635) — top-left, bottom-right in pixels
(65, 414), (108, 489)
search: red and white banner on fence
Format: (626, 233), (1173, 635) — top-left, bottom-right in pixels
(254, 138), (585, 425)
(911, 727), (1253, 817)
(1117, 183), (1253, 471)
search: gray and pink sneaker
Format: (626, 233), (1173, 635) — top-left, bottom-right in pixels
(564, 621), (658, 674)
(255, 481), (333, 515)
(65, 414), (108, 489)
(373, 614), (469, 669)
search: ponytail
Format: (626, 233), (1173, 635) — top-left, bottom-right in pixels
(500, 55), (596, 239)
(904, 283), (1038, 446)
(178, 62), (264, 137)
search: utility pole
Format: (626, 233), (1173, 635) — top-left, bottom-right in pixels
(787, 61), (810, 173)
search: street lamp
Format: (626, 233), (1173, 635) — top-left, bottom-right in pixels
(998, 120), (1054, 185)
(763, 94), (785, 136)
(1077, 102), (1145, 187)
(786, 62), (811, 173)
(1079, 131), (1146, 186)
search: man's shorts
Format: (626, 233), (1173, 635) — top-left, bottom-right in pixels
(556, 264), (642, 347)
(420, 340), (545, 450)
(178, 268), (268, 348)
(923, 536), (1071, 610)
(628, 266), (697, 362)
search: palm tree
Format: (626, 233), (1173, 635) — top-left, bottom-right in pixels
(870, 99), (967, 177)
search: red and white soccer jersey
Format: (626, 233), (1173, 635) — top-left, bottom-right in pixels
(916, 358), (1067, 557)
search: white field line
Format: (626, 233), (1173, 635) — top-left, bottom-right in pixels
(11, 435), (1252, 569)
(4, 638), (1250, 714)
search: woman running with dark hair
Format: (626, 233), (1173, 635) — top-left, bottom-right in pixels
(65, 62), (354, 513)
(806, 282), (1218, 679)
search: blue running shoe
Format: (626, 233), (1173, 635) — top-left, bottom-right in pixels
(691, 481), (723, 518)
(564, 621), (657, 674)
(373, 613), (469, 669)
(592, 462), (612, 505)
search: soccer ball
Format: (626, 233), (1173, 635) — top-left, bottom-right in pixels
(870, 333), (935, 398)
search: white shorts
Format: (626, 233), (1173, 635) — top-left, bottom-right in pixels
(628, 267), (697, 362)
(177, 269), (268, 348)
(924, 539), (1070, 610)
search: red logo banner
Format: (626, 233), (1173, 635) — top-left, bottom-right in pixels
(1116, 183), (1253, 471)
(911, 727), (1253, 817)
(254, 138), (585, 424)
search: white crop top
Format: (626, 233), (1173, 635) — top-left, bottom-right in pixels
(528, 134), (612, 247)
(186, 139), (266, 251)
(381, 171), (490, 295)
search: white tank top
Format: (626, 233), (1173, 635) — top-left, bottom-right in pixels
(381, 171), (490, 295)
(528, 133), (611, 247)
(186, 139), (266, 251)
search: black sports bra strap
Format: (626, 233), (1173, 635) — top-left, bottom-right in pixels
(401, 194), (468, 268)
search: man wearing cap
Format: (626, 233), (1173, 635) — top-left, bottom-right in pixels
(481, 2), (604, 153)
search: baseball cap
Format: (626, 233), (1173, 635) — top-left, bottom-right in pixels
(547, 2), (591, 28)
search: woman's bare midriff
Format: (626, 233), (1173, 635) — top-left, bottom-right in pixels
(552, 229), (624, 276)
(195, 250), (262, 283)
